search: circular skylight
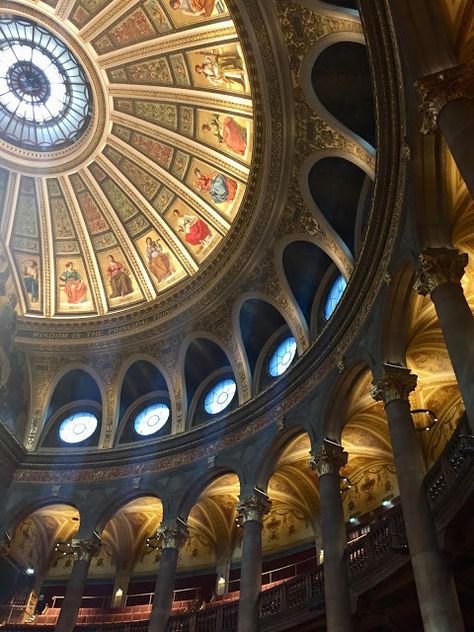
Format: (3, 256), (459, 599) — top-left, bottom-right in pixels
(0, 16), (92, 150)
(268, 336), (297, 377)
(58, 412), (98, 444)
(324, 274), (347, 320)
(134, 403), (170, 437)
(204, 378), (237, 415)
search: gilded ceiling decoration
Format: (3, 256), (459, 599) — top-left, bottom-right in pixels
(0, 0), (253, 319)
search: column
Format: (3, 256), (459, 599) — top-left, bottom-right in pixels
(148, 519), (188, 632)
(372, 364), (464, 631)
(215, 556), (231, 596)
(55, 536), (100, 632)
(416, 63), (474, 198)
(415, 248), (474, 431)
(112, 565), (130, 607)
(236, 491), (271, 632)
(309, 442), (353, 632)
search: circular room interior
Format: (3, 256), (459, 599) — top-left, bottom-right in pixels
(0, 0), (473, 631)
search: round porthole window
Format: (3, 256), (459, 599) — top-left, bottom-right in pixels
(268, 336), (297, 377)
(324, 274), (347, 320)
(204, 378), (237, 415)
(134, 403), (170, 437)
(58, 412), (98, 444)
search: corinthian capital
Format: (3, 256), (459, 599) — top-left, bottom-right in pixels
(236, 491), (271, 524)
(308, 440), (348, 477)
(71, 535), (101, 562)
(414, 248), (468, 296)
(415, 60), (474, 134)
(371, 364), (417, 405)
(158, 519), (189, 550)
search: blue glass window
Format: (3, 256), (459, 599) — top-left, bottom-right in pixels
(324, 275), (347, 320)
(204, 378), (237, 415)
(134, 403), (170, 436)
(59, 412), (98, 444)
(268, 336), (297, 377)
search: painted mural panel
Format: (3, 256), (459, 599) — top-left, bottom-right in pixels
(164, 200), (221, 261)
(96, 247), (143, 309)
(188, 43), (249, 94)
(188, 158), (243, 216)
(197, 110), (252, 163)
(135, 230), (187, 291)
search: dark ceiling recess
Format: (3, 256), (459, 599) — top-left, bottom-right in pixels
(283, 241), (333, 327)
(47, 369), (101, 419)
(119, 361), (169, 417)
(184, 338), (231, 404)
(311, 41), (376, 148)
(239, 299), (287, 375)
(325, 0), (358, 9)
(309, 157), (368, 254)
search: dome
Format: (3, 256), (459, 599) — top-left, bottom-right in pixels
(0, 0), (256, 320)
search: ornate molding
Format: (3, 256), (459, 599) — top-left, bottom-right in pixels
(308, 441), (348, 477)
(415, 60), (474, 135)
(414, 248), (468, 296)
(158, 519), (189, 550)
(371, 364), (417, 406)
(236, 491), (271, 524)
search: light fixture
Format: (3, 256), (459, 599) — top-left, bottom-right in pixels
(340, 476), (352, 493)
(349, 516), (358, 525)
(382, 498), (393, 508)
(217, 575), (226, 585)
(25, 566), (35, 576)
(410, 409), (437, 432)
(115, 588), (123, 598)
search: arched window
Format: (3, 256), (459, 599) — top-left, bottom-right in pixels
(133, 403), (170, 437)
(58, 412), (98, 444)
(268, 336), (297, 377)
(324, 275), (347, 320)
(204, 378), (237, 415)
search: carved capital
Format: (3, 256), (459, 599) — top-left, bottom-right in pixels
(71, 535), (101, 562)
(371, 365), (417, 405)
(308, 441), (348, 477)
(236, 491), (271, 524)
(158, 519), (189, 550)
(414, 248), (468, 296)
(415, 60), (474, 134)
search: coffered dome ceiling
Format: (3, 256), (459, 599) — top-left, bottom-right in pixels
(0, 0), (254, 319)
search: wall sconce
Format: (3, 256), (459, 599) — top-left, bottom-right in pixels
(410, 409), (438, 432)
(340, 476), (352, 493)
(25, 566), (35, 576)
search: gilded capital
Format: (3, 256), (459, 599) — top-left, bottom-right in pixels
(371, 365), (417, 405)
(415, 61), (474, 134)
(308, 441), (348, 477)
(236, 491), (271, 524)
(414, 248), (468, 296)
(71, 535), (101, 562)
(158, 519), (189, 550)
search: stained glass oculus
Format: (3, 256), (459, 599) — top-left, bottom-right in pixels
(0, 17), (92, 150)
(204, 378), (237, 415)
(134, 403), (170, 436)
(268, 336), (297, 377)
(58, 412), (98, 444)
(324, 274), (347, 320)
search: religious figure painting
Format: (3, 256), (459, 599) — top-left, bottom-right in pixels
(198, 111), (252, 161)
(57, 258), (93, 313)
(192, 165), (238, 207)
(135, 231), (186, 292)
(98, 250), (141, 308)
(21, 258), (40, 306)
(166, 203), (220, 259)
(106, 255), (134, 298)
(167, 0), (227, 26)
(189, 44), (248, 93)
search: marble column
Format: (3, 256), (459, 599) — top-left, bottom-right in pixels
(236, 491), (271, 632)
(112, 566), (130, 607)
(148, 519), (188, 632)
(415, 248), (474, 431)
(372, 364), (464, 631)
(55, 536), (100, 632)
(309, 442), (353, 632)
(416, 63), (474, 198)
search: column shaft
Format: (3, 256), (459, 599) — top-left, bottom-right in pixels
(319, 472), (353, 632)
(55, 558), (90, 632)
(148, 547), (178, 632)
(237, 520), (262, 632)
(431, 281), (474, 429)
(438, 98), (474, 198)
(384, 397), (464, 631)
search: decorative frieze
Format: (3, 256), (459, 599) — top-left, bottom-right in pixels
(414, 248), (468, 296)
(416, 61), (474, 135)
(236, 491), (271, 524)
(308, 441), (348, 477)
(371, 365), (417, 405)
